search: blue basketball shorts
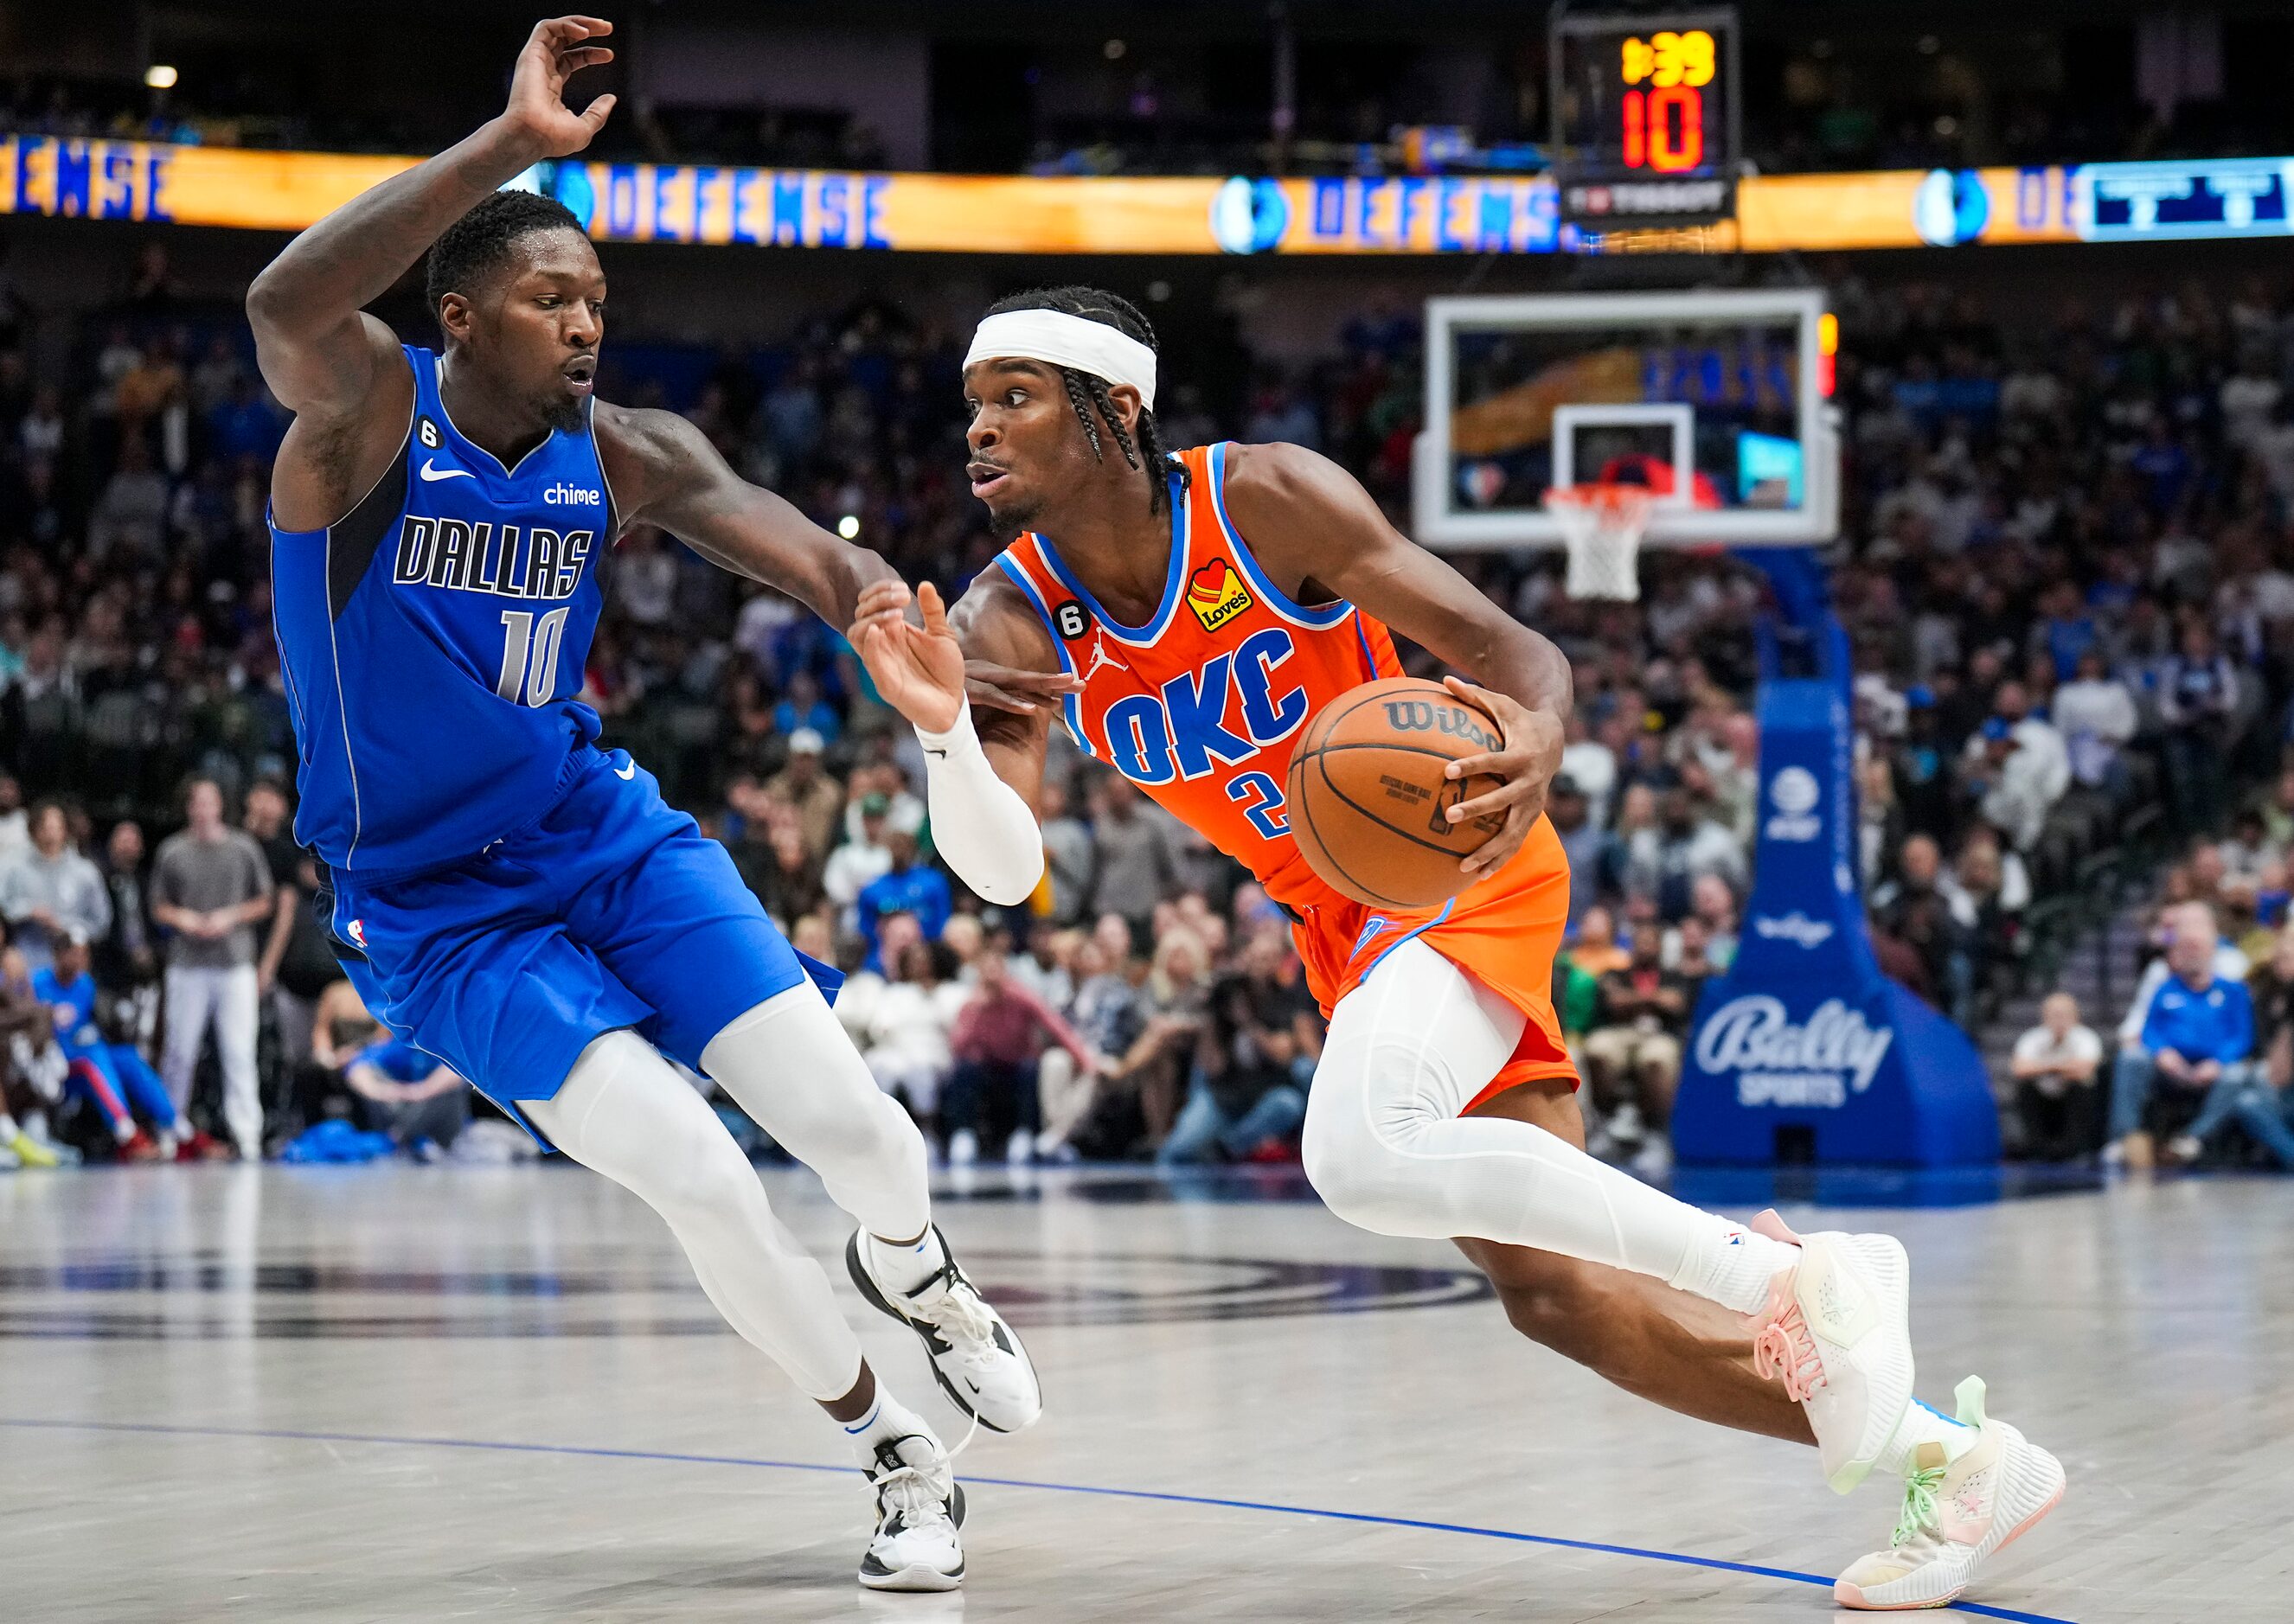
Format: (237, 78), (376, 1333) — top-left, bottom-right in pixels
(325, 745), (836, 1120)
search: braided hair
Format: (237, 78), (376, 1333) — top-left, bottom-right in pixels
(982, 285), (1188, 515)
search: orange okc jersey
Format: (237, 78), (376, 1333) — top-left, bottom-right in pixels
(993, 442), (1576, 1104)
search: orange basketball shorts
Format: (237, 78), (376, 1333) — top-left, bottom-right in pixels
(1290, 817), (1578, 1111)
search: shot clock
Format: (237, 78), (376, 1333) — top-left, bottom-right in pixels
(1550, 7), (1740, 231)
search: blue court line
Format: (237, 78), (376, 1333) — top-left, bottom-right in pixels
(0, 1416), (2078, 1623)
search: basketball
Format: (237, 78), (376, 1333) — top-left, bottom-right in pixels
(1285, 677), (1509, 910)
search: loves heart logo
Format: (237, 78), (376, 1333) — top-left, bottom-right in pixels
(1187, 558), (1253, 632)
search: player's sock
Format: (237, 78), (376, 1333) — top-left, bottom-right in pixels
(1877, 1397), (1979, 1475)
(841, 1388), (936, 1467)
(1666, 1216), (1804, 1315)
(864, 1225), (950, 1296)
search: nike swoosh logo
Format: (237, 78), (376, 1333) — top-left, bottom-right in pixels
(614, 759), (636, 780)
(925, 748), (947, 759)
(418, 458), (474, 483)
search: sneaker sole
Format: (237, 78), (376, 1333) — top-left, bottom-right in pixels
(1834, 1443), (2066, 1610)
(843, 1231), (1038, 1435)
(858, 1561), (965, 1593)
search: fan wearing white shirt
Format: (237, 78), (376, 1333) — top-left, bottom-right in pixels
(2010, 993), (2103, 1160)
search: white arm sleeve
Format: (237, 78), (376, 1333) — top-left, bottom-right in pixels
(919, 706), (1045, 905)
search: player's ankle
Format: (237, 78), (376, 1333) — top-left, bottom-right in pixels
(866, 1224), (947, 1295)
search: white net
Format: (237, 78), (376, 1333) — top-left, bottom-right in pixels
(1543, 483), (1655, 602)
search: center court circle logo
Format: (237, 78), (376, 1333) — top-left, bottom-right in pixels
(0, 1250), (1491, 1338)
(1209, 177), (1291, 254)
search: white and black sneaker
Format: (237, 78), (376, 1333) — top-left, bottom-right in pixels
(847, 1225), (1044, 1434)
(860, 1432), (966, 1592)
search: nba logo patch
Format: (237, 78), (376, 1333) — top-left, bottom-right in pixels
(347, 919), (367, 949)
(1187, 559), (1253, 632)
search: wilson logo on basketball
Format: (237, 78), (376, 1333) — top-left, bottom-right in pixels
(1379, 699), (1500, 753)
(1187, 559), (1254, 632)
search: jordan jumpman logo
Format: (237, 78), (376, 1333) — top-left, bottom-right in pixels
(1082, 632), (1123, 680)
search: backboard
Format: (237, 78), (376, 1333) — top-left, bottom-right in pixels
(1411, 287), (1839, 551)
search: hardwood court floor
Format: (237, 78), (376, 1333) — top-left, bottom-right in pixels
(0, 1160), (2279, 1622)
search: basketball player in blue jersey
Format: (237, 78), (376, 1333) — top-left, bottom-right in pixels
(248, 16), (1048, 1592)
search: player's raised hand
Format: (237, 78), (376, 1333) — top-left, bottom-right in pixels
(851, 579), (967, 734)
(1439, 675), (1565, 877)
(502, 16), (618, 157)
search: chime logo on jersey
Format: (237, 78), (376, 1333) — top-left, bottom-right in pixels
(391, 516), (595, 599)
(1187, 558), (1254, 632)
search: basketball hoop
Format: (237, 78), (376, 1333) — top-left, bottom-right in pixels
(1543, 483), (1655, 603)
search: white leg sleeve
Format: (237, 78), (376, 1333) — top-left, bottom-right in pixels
(524, 1030), (866, 1402)
(702, 981), (933, 1245)
(917, 706), (1044, 905)
(1300, 938), (1794, 1314)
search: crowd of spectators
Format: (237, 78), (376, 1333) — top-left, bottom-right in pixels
(5, 227), (2294, 1170)
(2002, 782), (2294, 1170)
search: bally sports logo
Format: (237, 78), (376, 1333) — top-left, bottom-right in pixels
(1693, 994), (1894, 1109)
(1188, 559), (1254, 632)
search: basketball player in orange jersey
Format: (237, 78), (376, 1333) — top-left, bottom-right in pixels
(845, 287), (2063, 1610)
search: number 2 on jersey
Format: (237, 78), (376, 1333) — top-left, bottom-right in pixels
(1227, 771), (1290, 838)
(497, 607), (571, 707)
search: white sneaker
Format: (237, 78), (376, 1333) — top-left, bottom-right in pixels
(1003, 1128), (1033, 1166)
(1835, 1377), (2067, 1610)
(847, 1225), (1044, 1434)
(1608, 1102), (1645, 1143)
(1746, 1209), (1915, 1495)
(2164, 1134), (2203, 1165)
(0, 1141), (19, 1171)
(946, 1128), (978, 1167)
(858, 1431), (966, 1592)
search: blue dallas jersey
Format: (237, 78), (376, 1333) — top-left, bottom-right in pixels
(271, 346), (617, 876)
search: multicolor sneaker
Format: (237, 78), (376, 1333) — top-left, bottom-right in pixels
(7, 1129), (58, 1168)
(858, 1431), (966, 1592)
(1746, 1208), (1915, 1495)
(1836, 1377), (2067, 1611)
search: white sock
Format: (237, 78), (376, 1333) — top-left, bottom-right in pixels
(1878, 1398), (1978, 1476)
(843, 1388), (937, 1467)
(866, 1224), (950, 1296)
(1666, 1217), (1803, 1315)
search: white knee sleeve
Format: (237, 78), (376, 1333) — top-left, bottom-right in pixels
(1304, 939), (1786, 1307)
(527, 1029), (865, 1400)
(703, 981), (932, 1244)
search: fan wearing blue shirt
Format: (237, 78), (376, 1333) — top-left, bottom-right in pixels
(35, 930), (188, 1158)
(855, 829), (952, 972)
(2108, 919), (2257, 1153)
(344, 1037), (471, 1153)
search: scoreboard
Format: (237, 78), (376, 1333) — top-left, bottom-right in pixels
(1551, 7), (1740, 230)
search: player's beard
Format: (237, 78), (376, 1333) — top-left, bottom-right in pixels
(984, 493), (1041, 545)
(538, 389), (586, 435)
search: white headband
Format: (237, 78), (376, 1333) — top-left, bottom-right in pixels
(964, 310), (1157, 412)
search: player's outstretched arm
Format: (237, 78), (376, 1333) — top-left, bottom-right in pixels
(846, 577), (1057, 905)
(1224, 441), (1573, 878)
(249, 17), (615, 515)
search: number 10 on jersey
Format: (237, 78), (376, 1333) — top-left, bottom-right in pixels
(497, 607), (571, 707)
